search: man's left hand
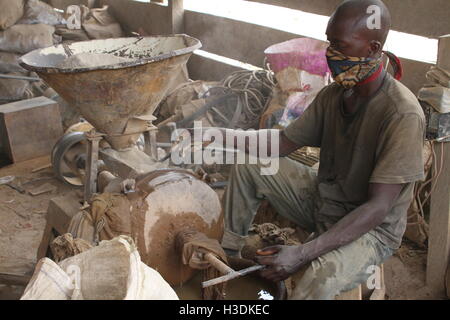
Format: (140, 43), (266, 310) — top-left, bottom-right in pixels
(254, 245), (310, 282)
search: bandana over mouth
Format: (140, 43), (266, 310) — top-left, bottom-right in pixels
(326, 47), (403, 89)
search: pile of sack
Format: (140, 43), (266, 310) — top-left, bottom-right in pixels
(21, 235), (179, 300)
(0, 0), (124, 129)
(0, 0), (63, 104)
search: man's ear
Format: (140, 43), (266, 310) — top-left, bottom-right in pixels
(368, 40), (382, 57)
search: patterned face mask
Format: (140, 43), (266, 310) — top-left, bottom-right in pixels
(326, 46), (383, 89)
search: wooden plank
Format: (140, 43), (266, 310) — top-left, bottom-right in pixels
(426, 35), (450, 296)
(37, 223), (54, 261)
(426, 142), (450, 295)
(170, 0), (184, 34)
(446, 264), (450, 298)
(437, 34), (450, 72)
(369, 264), (386, 300)
(0, 273), (31, 286)
(335, 285), (362, 300)
(37, 193), (81, 261)
(46, 193), (82, 235)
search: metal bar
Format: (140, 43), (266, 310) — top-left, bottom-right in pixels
(176, 93), (235, 128)
(143, 131), (152, 157)
(83, 133), (102, 204)
(143, 129), (160, 161)
(202, 265), (265, 288)
(0, 74), (41, 82)
(150, 130), (158, 160)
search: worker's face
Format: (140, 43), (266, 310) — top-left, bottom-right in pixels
(324, 13), (384, 89)
(325, 14), (380, 59)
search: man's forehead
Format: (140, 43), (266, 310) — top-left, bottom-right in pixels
(326, 13), (367, 42)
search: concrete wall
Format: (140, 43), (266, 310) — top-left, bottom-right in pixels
(246, 0), (450, 39)
(184, 10), (433, 94)
(102, 0), (174, 35)
(83, 0), (438, 94)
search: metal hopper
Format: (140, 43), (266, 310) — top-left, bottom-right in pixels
(19, 35), (202, 150)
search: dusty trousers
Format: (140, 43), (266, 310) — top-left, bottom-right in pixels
(221, 158), (393, 300)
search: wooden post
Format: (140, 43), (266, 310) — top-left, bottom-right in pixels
(426, 34), (450, 296)
(169, 0), (184, 34)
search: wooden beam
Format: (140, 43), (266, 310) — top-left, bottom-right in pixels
(427, 142), (450, 295)
(437, 34), (450, 71)
(0, 273), (31, 286)
(426, 34), (450, 297)
(335, 285), (362, 300)
(169, 0), (184, 34)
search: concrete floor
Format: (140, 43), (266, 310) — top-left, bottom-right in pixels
(0, 156), (445, 300)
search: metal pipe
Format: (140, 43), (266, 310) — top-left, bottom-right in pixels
(201, 265), (265, 288)
(0, 74), (41, 82)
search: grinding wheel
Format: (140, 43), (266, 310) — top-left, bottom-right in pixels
(129, 170), (224, 286)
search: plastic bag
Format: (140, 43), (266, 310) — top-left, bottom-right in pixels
(21, 258), (74, 300)
(17, 0), (66, 25)
(0, 0), (24, 30)
(0, 24), (55, 54)
(264, 38), (331, 127)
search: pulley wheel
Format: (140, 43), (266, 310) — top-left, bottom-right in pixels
(51, 132), (87, 187)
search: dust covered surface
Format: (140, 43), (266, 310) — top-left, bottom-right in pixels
(0, 156), (75, 299)
(56, 53), (133, 69)
(384, 240), (447, 300)
(0, 158), (446, 300)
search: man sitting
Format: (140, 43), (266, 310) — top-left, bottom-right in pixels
(221, 0), (425, 299)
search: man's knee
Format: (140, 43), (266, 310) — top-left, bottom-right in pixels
(289, 258), (350, 300)
(230, 163), (263, 181)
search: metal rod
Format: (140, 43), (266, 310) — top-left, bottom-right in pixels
(149, 130), (158, 160)
(0, 74), (41, 82)
(202, 265), (265, 288)
(83, 133), (102, 204)
(143, 129), (161, 161)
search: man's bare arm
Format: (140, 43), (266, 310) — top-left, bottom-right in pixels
(208, 128), (301, 157)
(302, 183), (402, 257)
(255, 183), (403, 282)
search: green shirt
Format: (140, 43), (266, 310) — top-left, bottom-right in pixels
(284, 74), (425, 249)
